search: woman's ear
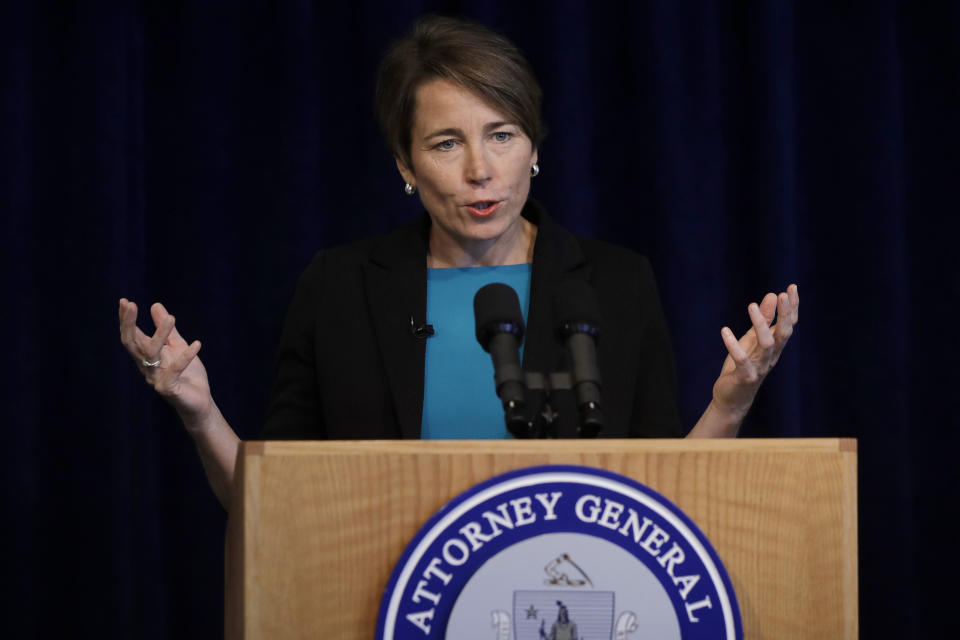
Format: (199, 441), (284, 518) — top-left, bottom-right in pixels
(395, 156), (415, 188)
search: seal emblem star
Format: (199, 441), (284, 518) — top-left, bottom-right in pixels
(525, 604), (538, 619)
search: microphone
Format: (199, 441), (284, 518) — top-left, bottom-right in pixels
(409, 316), (435, 339)
(474, 283), (534, 438)
(555, 280), (604, 437)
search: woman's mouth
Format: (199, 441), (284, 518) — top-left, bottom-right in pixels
(465, 201), (502, 218)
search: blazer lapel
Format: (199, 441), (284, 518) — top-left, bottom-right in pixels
(523, 203), (591, 374)
(363, 217), (429, 440)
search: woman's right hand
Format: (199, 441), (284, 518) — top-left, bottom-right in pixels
(118, 299), (213, 431)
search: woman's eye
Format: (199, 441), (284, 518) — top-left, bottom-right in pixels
(436, 139), (457, 151)
(492, 131), (513, 142)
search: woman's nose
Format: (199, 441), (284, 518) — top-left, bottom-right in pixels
(464, 145), (493, 186)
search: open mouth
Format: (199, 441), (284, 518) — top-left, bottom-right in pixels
(466, 201), (502, 217)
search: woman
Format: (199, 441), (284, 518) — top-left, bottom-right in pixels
(118, 16), (798, 510)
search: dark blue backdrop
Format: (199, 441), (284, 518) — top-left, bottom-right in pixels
(2, 1), (956, 637)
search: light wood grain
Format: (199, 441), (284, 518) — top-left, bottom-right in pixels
(226, 439), (857, 639)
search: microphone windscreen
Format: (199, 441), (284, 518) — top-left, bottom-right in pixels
(554, 279), (602, 330)
(474, 283), (524, 349)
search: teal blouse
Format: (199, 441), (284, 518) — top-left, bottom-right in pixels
(421, 263), (532, 439)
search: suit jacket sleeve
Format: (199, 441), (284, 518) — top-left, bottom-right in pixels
(628, 255), (684, 438)
(261, 252), (326, 439)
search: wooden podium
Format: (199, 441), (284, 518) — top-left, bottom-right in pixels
(226, 438), (857, 639)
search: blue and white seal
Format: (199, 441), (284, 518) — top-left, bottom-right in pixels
(376, 465), (742, 640)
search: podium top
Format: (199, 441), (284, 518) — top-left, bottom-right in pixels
(243, 437), (856, 457)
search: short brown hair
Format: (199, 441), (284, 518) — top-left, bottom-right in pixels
(375, 15), (545, 169)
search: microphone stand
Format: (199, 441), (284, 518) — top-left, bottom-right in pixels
(509, 370), (602, 439)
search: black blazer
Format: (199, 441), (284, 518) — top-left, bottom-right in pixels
(261, 201), (683, 440)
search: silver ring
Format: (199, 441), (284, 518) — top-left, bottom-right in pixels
(142, 358), (161, 368)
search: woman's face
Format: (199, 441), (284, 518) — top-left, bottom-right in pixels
(397, 78), (538, 260)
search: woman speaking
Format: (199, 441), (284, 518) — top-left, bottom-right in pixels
(118, 16), (798, 510)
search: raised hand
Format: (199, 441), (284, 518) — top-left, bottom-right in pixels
(118, 299), (213, 430)
(711, 284), (799, 423)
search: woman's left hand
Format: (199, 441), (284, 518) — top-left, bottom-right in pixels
(710, 284), (799, 425)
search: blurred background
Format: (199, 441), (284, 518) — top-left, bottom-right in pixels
(2, 0), (956, 636)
